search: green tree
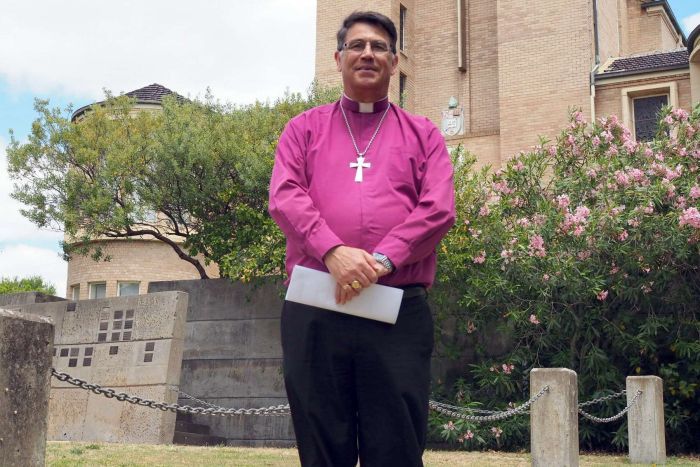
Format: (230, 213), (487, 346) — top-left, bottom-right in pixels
(7, 83), (339, 279)
(0, 276), (56, 295)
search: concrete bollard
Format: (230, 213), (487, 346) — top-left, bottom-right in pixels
(530, 368), (579, 467)
(0, 308), (54, 467)
(627, 376), (666, 464)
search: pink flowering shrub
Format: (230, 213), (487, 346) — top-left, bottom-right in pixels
(431, 108), (699, 452)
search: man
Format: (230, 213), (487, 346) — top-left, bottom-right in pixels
(269, 11), (455, 467)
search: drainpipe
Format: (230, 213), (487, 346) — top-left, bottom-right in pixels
(591, 0), (600, 121)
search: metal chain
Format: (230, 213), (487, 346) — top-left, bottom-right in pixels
(428, 385), (549, 422)
(339, 100), (391, 157)
(178, 391), (221, 409)
(578, 389), (626, 408)
(52, 368), (639, 424)
(51, 368), (291, 416)
(429, 400), (509, 415)
(578, 389), (642, 423)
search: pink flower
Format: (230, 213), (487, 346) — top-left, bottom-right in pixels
(672, 108), (689, 121)
(542, 274), (550, 281)
(664, 115), (674, 125)
(587, 168), (598, 178)
(573, 110), (585, 124)
(479, 205), (490, 216)
(592, 136), (601, 147)
(642, 203), (654, 215)
(491, 427), (503, 438)
(618, 230), (629, 241)
(556, 194), (571, 209)
(464, 430), (474, 440)
(611, 205), (625, 216)
(641, 284), (652, 294)
(679, 207), (700, 228)
(627, 218), (640, 227)
(492, 180), (514, 195)
(577, 250), (592, 260)
(602, 130), (614, 143)
(606, 145), (619, 157)
(473, 251), (486, 264)
(467, 321), (477, 334)
(528, 234), (546, 257)
(502, 363), (513, 374)
(443, 421), (456, 431)
(548, 145), (557, 156)
(513, 160), (525, 172)
(689, 186), (700, 199)
(529, 314), (540, 325)
(597, 290), (609, 301)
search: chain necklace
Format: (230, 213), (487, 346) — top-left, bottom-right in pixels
(340, 100), (391, 182)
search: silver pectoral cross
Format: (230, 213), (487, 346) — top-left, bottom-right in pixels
(350, 155), (371, 182)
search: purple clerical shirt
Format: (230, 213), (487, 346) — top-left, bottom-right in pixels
(269, 95), (455, 288)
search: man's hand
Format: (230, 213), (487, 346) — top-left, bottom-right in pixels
(324, 245), (378, 304)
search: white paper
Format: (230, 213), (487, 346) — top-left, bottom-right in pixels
(285, 265), (403, 324)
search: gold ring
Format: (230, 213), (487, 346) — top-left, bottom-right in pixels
(351, 280), (362, 290)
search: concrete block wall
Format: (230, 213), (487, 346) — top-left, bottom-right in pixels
(148, 278), (294, 446)
(10, 291), (188, 444)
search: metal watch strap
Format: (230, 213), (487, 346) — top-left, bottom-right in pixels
(372, 252), (394, 272)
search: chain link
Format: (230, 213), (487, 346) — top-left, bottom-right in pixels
(339, 100), (391, 157)
(428, 386), (549, 422)
(51, 368), (291, 416)
(578, 389), (642, 423)
(578, 389), (626, 408)
(52, 368), (640, 424)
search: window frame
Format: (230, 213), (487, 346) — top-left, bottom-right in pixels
(88, 282), (107, 299)
(620, 81), (678, 141)
(117, 281), (141, 297)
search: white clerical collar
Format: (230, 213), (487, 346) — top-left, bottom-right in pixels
(341, 94), (390, 114)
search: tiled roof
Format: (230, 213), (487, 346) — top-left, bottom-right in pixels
(124, 83), (178, 102)
(599, 49), (688, 77)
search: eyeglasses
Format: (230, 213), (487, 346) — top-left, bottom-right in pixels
(342, 40), (392, 54)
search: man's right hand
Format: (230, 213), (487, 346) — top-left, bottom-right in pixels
(324, 245), (379, 304)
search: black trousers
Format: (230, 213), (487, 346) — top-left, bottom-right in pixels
(281, 295), (434, 467)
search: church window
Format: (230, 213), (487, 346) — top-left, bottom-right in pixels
(633, 95), (668, 142)
(399, 5), (407, 51)
(400, 73), (407, 108)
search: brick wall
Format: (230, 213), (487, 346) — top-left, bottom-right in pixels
(496, 0), (595, 159)
(596, 0), (620, 64)
(66, 240), (218, 299)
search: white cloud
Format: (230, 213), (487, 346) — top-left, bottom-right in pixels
(0, 0), (317, 104)
(0, 138), (64, 245)
(0, 244), (67, 297)
(682, 12), (700, 34)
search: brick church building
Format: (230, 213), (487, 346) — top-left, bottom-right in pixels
(316, 0), (695, 167)
(65, 0), (700, 297)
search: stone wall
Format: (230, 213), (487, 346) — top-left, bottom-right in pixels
(10, 291), (188, 444)
(148, 278), (294, 446)
(0, 292), (64, 308)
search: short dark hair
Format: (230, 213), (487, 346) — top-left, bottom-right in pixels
(336, 11), (397, 54)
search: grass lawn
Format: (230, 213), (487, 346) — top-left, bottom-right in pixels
(46, 442), (700, 466)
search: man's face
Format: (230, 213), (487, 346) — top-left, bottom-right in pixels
(335, 22), (398, 99)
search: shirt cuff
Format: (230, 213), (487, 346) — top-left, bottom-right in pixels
(304, 225), (344, 263)
(374, 237), (410, 270)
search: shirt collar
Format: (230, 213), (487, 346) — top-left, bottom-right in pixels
(341, 94), (390, 114)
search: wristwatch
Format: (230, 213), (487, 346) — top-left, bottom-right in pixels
(372, 252), (395, 272)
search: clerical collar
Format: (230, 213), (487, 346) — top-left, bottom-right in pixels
(341, 94), (390, 114)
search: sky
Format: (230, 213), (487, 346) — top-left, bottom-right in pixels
(1, 0), (699, 297)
